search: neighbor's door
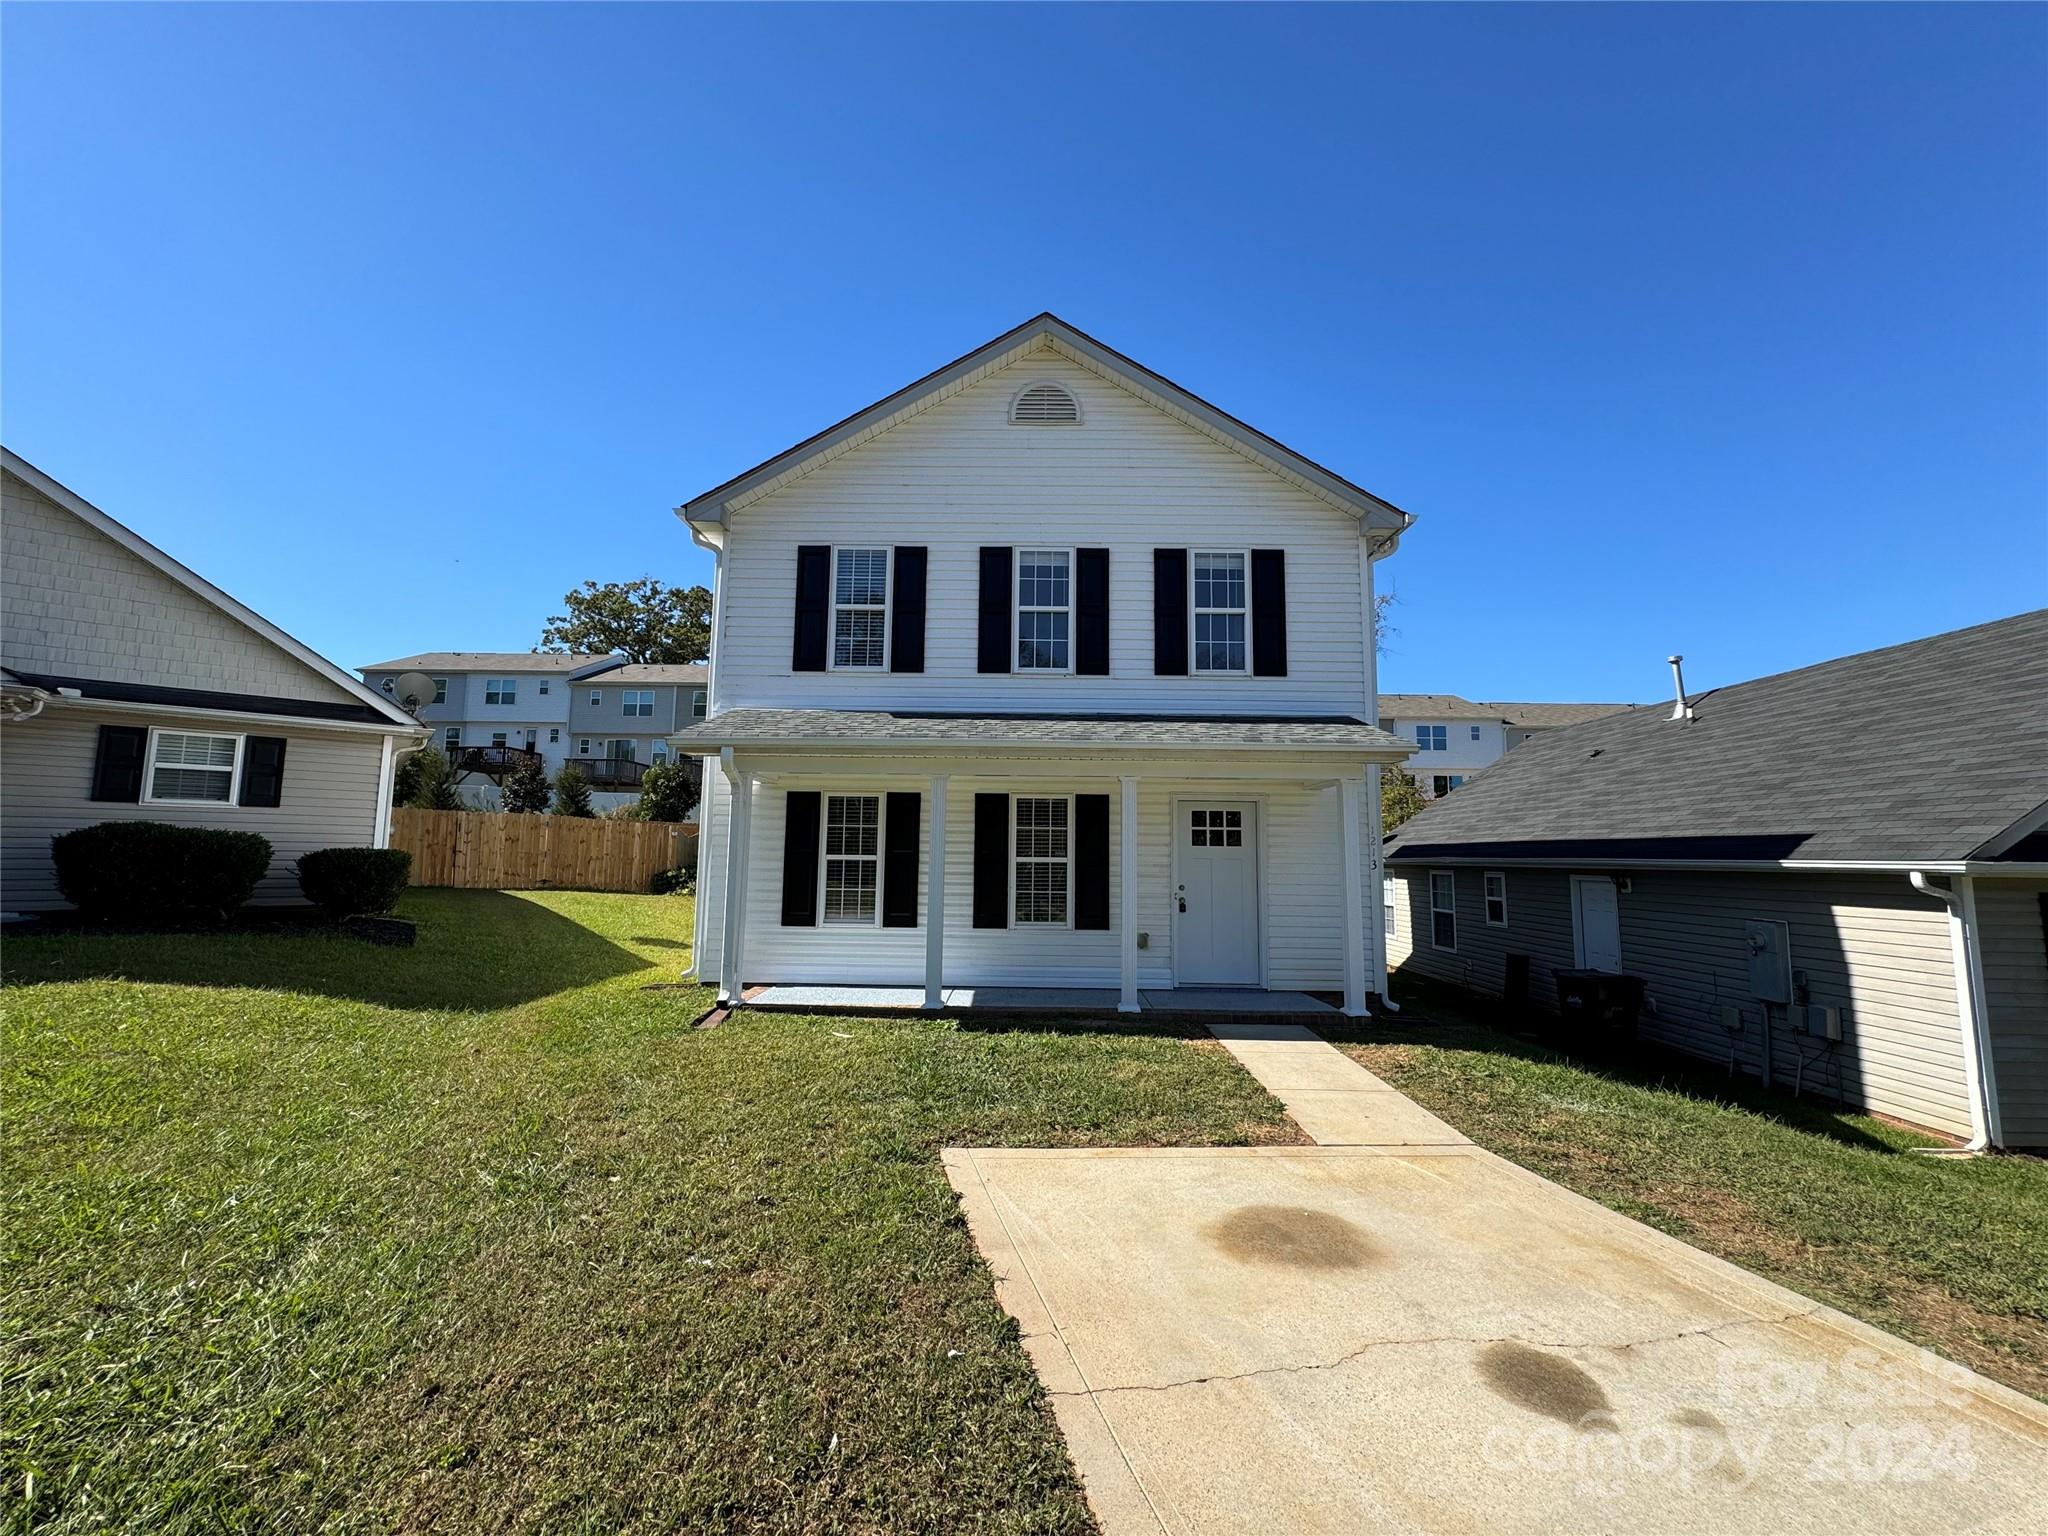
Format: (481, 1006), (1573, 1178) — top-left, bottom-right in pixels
(1176, 802), (1260, 985)
(1572, 876), (1623, 972)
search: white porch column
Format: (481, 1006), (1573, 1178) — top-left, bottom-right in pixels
(717, 751), (753, 1006)
(1339, 776), (1369, 1017)
(924, 774), (949, 1009)
(1119, 774), (1140, 1013)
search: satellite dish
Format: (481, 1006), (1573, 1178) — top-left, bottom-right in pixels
(393, 671), (437, 712)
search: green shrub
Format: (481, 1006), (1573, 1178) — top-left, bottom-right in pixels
(650, 866), (695, 895)
(295, 847), (412, 917)
(553, 764), (594, 818)
(51, 821), (273, 923)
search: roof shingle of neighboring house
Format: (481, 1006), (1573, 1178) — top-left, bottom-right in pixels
(674, 708), (1410, 753)
(359, 651), (617, 673)
(1375, 695), (1636, 727)
(1490, 701), (1638, 729)
(1385, 610), (2048, 867)
(588, 663), (707, 685)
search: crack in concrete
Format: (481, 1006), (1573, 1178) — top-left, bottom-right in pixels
(1049, 1303), (1832, 1399)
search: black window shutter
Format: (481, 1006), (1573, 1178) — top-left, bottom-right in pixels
(1075, 549), (1110, 676)
(89, 724), (149, 802)
(238, 736), (288, 808)
(1152, 549), (1188, 675)
(890, 548), (927, 674)
(1074, 794), (1110, 931)
(881, 791), (921, 927)
(1251, 549), (1288, 677)
(972, 792), (1009, 928)
(792, 546), (831, 671)
(977, 547), (1013, 674)
(781, 790), (821, 926)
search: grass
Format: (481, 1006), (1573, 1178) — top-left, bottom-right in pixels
(1324, 975), (2048, 1401)
(2, 889), (1298, 1535)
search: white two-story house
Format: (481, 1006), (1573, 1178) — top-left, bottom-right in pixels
(670, 314), (1415, 1015)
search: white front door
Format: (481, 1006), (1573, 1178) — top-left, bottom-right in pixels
(1572, 876), (1623, 972)
(1177, 801), (1260, 985)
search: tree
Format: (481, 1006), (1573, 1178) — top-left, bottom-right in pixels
(553, 763), (595, 818)
(636, 759), (699, 824)
(1381, 764), (1427, 834)
(1373, 589), (1397, 657)
(501, 753), (552, 814)
(402, 747), (462, 811)
(538, 578), (711, 664)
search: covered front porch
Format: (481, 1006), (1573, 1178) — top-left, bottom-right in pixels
(674, 710), (1413, 1019)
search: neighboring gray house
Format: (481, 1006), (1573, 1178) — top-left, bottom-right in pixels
(2, 449), (427, 909)
(1385, 611), (2048, 1150)
(566, 663), (708, 789)
(358, 652), (621, 777)
(1378, 694), (1637, 799)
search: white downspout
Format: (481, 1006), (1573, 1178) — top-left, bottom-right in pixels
(1909, 870), (2001, 1150)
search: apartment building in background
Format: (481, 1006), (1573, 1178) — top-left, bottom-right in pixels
(1378, 693), (1637, 797)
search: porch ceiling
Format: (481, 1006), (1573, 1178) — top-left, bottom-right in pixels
(671, 708), (1410, 757)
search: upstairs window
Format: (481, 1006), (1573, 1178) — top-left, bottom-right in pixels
(1010, 381), (1080, 423)
(1470, 725), (1481, 740)
(623, 689), (655, 717)
(691, 689), (707, 719)
(539, 681), (549, 695)
(832, 547), (889, 669)
(1192, 551), (1248, 673)
(590, 690), (603, 705)
(1414, 724), (1447, 752)
(484, 678), (516, 705)
(822, 794), (881, 924)
(1016, 549), (1071, 670)
(433, 678), (448, 703)
(145, 730), (240, 804)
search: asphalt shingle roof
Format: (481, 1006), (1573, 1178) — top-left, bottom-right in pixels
(591, 663), (707, 684)
(359, 652), (617, 673)
(1375, 695), (1637, 727)
(672, 709), (1411, 753)
(1386, 610), (2048, 867)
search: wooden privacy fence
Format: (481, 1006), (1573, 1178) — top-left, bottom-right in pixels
(390, 808), (698, 893)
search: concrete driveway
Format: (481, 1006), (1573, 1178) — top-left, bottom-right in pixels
(943, 1028), (2048, 1535)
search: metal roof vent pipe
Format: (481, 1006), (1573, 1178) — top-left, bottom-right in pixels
(1667, 655), (1695, 722)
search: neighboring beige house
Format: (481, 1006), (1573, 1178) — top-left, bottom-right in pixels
(1385, 612), (2048, 1150)
(2, 449), (426, 910)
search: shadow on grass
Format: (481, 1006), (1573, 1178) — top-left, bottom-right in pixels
(2, 889), (652, 1011)
(1322, 975), (1923, 1155)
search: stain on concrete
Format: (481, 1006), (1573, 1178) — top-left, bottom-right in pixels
(1203, 1205), (1380, 1270)
(1671, 1407), (1725, 1434)
(1477, 1342), (1617, 1430)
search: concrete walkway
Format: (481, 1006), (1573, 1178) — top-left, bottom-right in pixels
(943, 1025), (2048, 1535)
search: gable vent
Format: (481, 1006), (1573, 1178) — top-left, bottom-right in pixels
(1010, 381), (1080, 424)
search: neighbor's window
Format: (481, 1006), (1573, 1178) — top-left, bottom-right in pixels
(1470, 724), (1481, 740)
(144, 730), (240, 804)
(832, 547), (889, 668)
(623, 689), (655, 717)
(1192, 551), (1248, 673)
(822, 794), (881, 924)
(1014, 797), (1071, 924)
(651, 741), (669, 764)
(1415, 724), (1447, 752)
(484, 678), (516, 705)
(1015, 549), (1071, 670)
(578, 738), (592, 754)
(1484, 871), (1508, 927)
(1383, 878), (1398, 938)
(445, 727), (461, 751)
(433, 678), (448, 703)
(691, 689), (707, 720)
(1432, 774), (1465, 797)
(491, 732), (508, 747)
(549, 728), (560, 744)
(539, 680), (550, 695)
(1429, 870), (1457, 951)
(380, 678), (394, 694)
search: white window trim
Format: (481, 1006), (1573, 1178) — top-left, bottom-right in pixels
(1414, 724), (1448, 752)
(1014, 546), (1076, 675)
(432, 678), (448, 703)
(622, 689), (656, 718)
(1484, 871), (1509, 928)
(1383, 877), (1398, 938)
(589, 689), (603, 706)
(1429, 869), (1457, 953)
(140, 727), (245, 807)
(818, 791), (885, 928)
(444, 727), (462, 749)
(828, 544), (891, 672)
(1188, 548), (1253, 677)
(548, 728), (560, 743)
(1011, 793), (1075, 928)
(690, 689), (707, 720)
(578, 738), (592, 754)
(484, 678), (517, 705)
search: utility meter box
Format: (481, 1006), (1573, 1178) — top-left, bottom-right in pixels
(1744, 919), (1792, 1004)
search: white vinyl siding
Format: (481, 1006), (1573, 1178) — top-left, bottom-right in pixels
(1, 708), (385, 909)
(1388, 867), (1978, 1140)
(711, 352), (1370, 713)
(831, 547), (889, 669)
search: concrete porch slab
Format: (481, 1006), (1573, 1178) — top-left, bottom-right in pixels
(1139, 989), (1336, 1015)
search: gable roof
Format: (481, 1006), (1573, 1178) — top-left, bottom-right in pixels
(361, 651), (620, 675)
(1385, 610), (2048, 869)
(676, 313), (1413, 549)
(3, 449), (421, 731)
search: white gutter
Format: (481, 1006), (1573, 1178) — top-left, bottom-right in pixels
(1909, 871), (2002, 1151)
(667, 735), (1414, 758)
(1383, 854), (2046, 876)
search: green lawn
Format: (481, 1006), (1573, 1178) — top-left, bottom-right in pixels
(1325, 975), (2048, 1402)
(2, 890), (1297, 1535)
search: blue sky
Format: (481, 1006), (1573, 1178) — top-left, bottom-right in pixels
(4, 3), (2042, 701)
